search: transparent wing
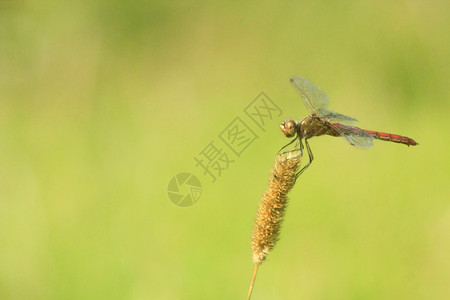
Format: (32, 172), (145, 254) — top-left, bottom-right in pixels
(331, 123), (374, 149)
(290, 76), (329, 114)
(317, 108), (358, 125)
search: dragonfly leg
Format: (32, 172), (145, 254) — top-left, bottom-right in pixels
(295, 138), (313, 179)
(299, 138), (304, 157)
(278, 137), (299, 155)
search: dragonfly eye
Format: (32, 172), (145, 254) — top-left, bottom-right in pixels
(280, 119), (296, 138)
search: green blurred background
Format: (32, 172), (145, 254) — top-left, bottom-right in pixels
(0, 1), (449, 299)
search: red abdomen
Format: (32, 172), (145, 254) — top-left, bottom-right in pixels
(364, 130), (418, 146)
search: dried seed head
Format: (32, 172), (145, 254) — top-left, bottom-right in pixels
(251, 151), (301, 265)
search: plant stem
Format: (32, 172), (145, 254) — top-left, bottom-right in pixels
(247, 263), (259, 300)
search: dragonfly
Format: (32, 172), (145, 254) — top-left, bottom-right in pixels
(280, 76), (418, 176)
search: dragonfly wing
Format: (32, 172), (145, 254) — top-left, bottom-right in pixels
(290, 76), (329, 114)
(331, 124), (374, 149)
(317, 108), (358, 124)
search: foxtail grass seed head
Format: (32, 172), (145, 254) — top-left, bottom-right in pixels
(251, 151), (301, 265)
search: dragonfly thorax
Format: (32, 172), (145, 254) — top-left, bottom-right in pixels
(298, 114), (331, 139)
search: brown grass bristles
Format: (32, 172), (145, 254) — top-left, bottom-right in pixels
(251, 151), (301, 265)
(247, 150), (301, 299)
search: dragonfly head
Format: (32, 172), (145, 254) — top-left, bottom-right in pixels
(280, 118), (297, 138)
